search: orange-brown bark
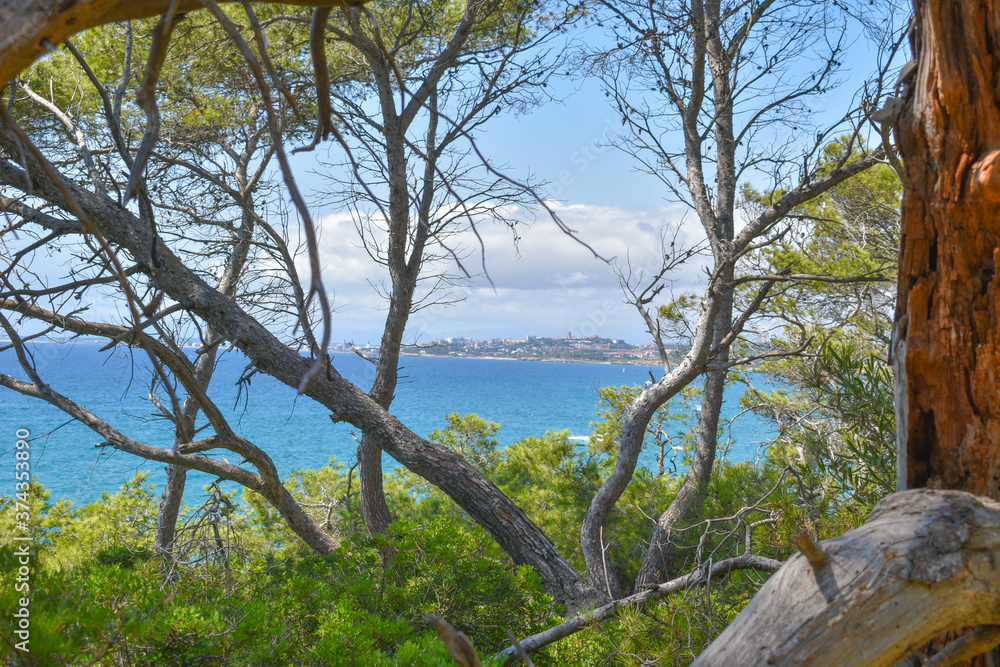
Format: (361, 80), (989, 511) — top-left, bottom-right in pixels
(896, 0), (1000, 500)
(895, 3), (1000, 663)
(0, 0), (363, 89)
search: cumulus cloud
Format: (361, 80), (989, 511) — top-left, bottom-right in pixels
(311, 202), (711, 344)
(312, 211), (385, 287)
(455, 202), (706, 293)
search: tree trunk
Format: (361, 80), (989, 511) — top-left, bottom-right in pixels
(580, 286), (727, 600)
(695, 0), (1000, 660)
(358, 433), (394, 536)
(0, 158), (599, 611)
(634, 364), (726, 587)
(691, 489), (1000, 666)
(635, 288), (733, 588)
(154, 203), (255, 557)
(895, 0), (1000, 500)
(892, 1), (1000, 662)
(153, 463), (187, 556)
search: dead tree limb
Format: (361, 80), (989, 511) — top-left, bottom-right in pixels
(691, 489), (1000, 666)
(495, 552), (782, 663)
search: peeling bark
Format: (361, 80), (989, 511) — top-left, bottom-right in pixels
(892, 2), (1000, 662)
(895, 0), (1000, 499)
(696, 1), (1000, 661)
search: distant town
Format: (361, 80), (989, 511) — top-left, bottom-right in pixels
(339, 334), (678, 365)
(4, 334), (680, 365)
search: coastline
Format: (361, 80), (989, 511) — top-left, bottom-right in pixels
(399, 351), (664, 366)
(0, 339), (667, 367)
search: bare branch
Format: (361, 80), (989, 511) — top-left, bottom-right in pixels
(496, 552), (783, 663)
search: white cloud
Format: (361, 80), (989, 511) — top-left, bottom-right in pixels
(313, 212), (385, 287)
(311, 202), (711, 344)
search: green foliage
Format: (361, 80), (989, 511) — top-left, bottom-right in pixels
(658, 293), (700, 326)
(744, 139), (901, 533)
(0, 485), (554, 665)
(743, 140), (901, 349)
(0, 473), (156, 571)
(757, 341), (897, 536)
(0, 382), (902, 666)
(0, 350), (901, 667)
(806, 343), (896, 499)
(385, 407), (684, 590)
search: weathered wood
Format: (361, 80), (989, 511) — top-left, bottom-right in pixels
(892, 2), (1000, 662)
(0, 0), (363, 90)
(692, 489), (1000, 666)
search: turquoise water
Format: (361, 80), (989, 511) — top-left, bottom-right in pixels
(0, 343), (777, 505)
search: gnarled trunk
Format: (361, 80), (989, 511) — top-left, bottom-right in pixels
(894, 0), (1000, 500)
(697, 0), (1000, 660)
(892, 1), (1000, 662)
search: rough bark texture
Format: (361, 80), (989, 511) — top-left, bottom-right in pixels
(892, 2), (1000, 663)
(0, 0), (362, 90)
(692, 489), (1000, 666)
(694, 2), (1000, 661)
(895, 0), (1000, 499)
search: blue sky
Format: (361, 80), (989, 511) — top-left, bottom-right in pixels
(280, 63), (694, 345)
(292, 16), (902, 347)
(301, 72), (700, 346)
(7, 8), (900, 349)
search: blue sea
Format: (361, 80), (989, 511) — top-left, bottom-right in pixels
(1, 342), (777, 506)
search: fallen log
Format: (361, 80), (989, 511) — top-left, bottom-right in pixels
(692, 489), (1000, 666)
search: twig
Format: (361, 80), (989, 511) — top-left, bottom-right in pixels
(505, 629), (535, 667)
(126, 0), (183, 202)
(792, 531), (828, 568)
(494, 553), (783, 663)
